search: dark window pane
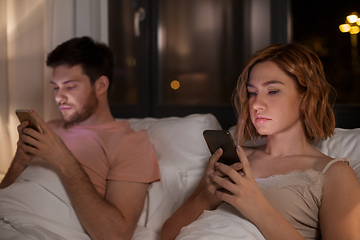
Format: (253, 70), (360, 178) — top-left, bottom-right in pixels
(108, 0), (138, 105)
(292, 0), (360, 104)
(158, 0), (243, 106)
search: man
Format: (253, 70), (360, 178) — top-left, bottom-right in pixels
(0, 37), (160, 240)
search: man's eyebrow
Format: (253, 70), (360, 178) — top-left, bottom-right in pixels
(50, 80), (78, 84)
(247, 80), (284, 88)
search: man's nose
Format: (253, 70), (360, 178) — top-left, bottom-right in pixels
(55, 88), (67, 104)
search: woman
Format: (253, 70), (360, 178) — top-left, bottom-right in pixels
(160, 44), (360, 240)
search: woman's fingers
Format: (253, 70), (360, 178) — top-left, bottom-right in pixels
(233, 161), (243, 171)
(208, 148), (228, 177)
(209, 148), (223, 165)
(211, 171), (239, 198)
(215, 162), (243, 184)
(236, 146), (253, 178)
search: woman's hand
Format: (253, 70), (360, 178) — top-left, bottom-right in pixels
(210, 146), (269, 222)
(200, 148), (243, 210)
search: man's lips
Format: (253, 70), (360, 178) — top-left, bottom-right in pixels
(59, 106), (71, 111)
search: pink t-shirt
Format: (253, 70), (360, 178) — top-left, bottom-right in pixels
(49, 120), (160, 197)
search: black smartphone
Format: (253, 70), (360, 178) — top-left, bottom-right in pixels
(203, 130), (240, 165)
(15, 109), (40, 132)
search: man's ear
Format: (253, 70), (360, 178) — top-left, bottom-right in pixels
(95, 76), (109, 96)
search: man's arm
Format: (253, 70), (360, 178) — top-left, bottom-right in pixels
(0, 122), (33, 189)
(0, 156), (27, 189)
(19, 110), (148, 240)
(59, 159), (148, 240)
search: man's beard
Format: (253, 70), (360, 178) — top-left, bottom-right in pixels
(63, 88), (98, 128)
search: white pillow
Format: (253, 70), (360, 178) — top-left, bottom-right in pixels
(128, 114), (222, 235)
(311, 128), (360, 180)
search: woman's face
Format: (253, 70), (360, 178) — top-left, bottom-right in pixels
(246, 61), (303, 137)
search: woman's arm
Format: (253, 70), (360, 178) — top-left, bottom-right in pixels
(212, 146), (305, 240)
(161, 148), (240, 240)
(319, 161), (360, 240)
(161, 189), (215, 240)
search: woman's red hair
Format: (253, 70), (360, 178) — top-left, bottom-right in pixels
(233, 44), (336, 145)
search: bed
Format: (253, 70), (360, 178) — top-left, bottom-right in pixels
(130, 114), (360, 240)
(0, 113), (359, 239)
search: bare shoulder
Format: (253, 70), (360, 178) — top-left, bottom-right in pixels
(323, 159), (357, 182)
(321, 158), (360, 202)
(320, 159), (360, 239)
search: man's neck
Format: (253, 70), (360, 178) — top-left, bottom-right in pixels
(74, 102), (115, 127)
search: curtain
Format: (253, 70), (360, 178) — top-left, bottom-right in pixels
(0, 0), (108, 179)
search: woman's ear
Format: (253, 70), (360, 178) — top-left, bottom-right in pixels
(95, 76), (109, 96)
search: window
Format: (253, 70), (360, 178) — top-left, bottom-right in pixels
(108, 0), (246, 129)
(292, 0), (360, 128)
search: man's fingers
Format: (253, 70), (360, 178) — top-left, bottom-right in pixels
(17, 121), (29, 135)
(28, 109), (45, 133)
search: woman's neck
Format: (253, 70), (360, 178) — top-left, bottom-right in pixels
(264, 125), (311, 158)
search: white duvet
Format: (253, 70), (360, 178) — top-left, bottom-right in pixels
(175, 203), (265, 240)
(0, 158), (265, 240)
(0, 159), (159, 240)
(0, 159), (91, 240)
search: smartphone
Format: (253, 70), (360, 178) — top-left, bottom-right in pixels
(203, 130), (240, 165)
(15, 109), (40, 132)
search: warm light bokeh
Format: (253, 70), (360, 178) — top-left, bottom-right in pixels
(170, 80), (180, 90)
(340, 13), (360, 35)
(347, 14), (358, 24)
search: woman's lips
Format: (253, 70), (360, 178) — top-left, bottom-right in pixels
(255, 115), (271, 123)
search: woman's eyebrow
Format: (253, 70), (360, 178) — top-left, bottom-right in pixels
(247, 80), (284, 88)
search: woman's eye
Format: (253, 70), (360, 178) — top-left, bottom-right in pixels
(248, 92), (257, 96)
(269, 90), (279, 94)
(68, 86), (76, 90)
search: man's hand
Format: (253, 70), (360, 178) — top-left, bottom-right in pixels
(15, 120), (34, 166)
(18, 109), (76, 172)
(1, 117), (39, 188)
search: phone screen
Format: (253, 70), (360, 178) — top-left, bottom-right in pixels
(203, 130), (240, 165)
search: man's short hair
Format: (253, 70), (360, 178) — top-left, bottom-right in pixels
(46, 36), (114, 91)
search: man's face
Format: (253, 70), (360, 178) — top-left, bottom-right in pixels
(51, 65), (98, 126)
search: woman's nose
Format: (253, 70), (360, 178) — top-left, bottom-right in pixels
(251, 94), (266, 111)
